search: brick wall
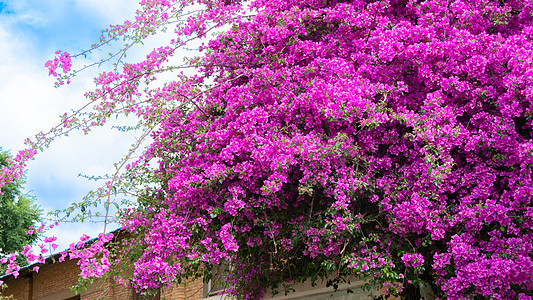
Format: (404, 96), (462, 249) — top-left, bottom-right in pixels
(161, 277), (204, 300)
(33, 258), (80, 299)
(3, 262), (400, 300)
(1, 258), (83, 300)
(2, 276), (30, 300)
(1, 256), (204, 300)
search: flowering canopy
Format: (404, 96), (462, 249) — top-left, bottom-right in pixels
(2, 0), (533, 298)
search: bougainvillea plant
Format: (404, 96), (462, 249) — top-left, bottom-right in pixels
(1, 0), (533, 298)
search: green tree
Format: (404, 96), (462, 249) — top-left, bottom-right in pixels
(0, 149), (41, 264)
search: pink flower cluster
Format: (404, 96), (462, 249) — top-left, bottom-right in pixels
(44, 51), (71, 79)
(401, 253), (424, 268)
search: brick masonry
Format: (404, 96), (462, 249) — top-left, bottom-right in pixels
(1, 256), (204, 300)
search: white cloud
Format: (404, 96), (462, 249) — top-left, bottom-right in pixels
(0, 0), (142, 248)
(1, 0), (205, 254)
(74, 0), (139, 24)
(0, 0), (55, 27)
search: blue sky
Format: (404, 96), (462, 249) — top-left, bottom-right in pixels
(0, 0), (141, 252)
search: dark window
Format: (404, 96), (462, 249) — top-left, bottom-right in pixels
(203, 263), (227, 297)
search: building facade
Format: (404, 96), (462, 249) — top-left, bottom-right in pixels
(2, 256), (385, 300)
(0, 254), (204, 300)
(1, 230), (390, 300)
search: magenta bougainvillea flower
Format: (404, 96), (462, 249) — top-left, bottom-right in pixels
(3, 0), (533, 298)
(121, 0), (533, 297)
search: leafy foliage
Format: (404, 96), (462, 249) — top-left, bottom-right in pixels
(0, 150), (41, 272)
